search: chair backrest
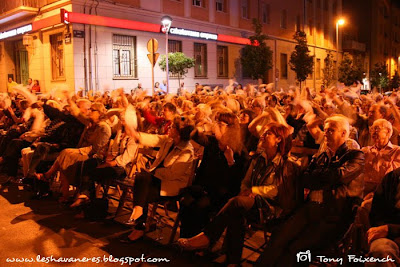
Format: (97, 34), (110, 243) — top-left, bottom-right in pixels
(186, 157), (200, 187)
(124, 143), (144, 179)
(76, 126), (89, 148)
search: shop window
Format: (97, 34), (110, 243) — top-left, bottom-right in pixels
(194, 43), (207, 77)
(217, 45), (228, 78)
(112, 34), (137, 79)
(50, 33), (65, 80)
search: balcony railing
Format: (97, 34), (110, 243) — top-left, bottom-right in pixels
(0, 0), (59, 14)
(343, 40), (366, 52)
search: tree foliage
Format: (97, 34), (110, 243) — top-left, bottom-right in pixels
(289, 31), (314, 88)
(159, 52), (195, 86)
(240, 19), (273, 81)
(338, 53), (363, 86)
(370, 63), (389, 91)
(322, 51), (335, 88)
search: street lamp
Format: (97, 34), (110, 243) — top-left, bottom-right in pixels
(336, 18), (345, 84)
(161, 16), (172, 94)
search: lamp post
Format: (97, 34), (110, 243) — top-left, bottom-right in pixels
(161, 16), (172, 94)
(336, 18), (345, 83)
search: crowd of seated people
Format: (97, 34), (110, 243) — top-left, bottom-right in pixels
(1, 81), (400, 266)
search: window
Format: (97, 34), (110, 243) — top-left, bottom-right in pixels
(332, 0), (337, 16)
(168, 40), (182, 53)
(241, 0), (249, 19)
(296, 15), (301, 31)
(280, 53), (288, 79)
(50, 33), (65, 80)
(309, 19), (313, 35)
(194, 43), (207, 77)
(262, 3), (270, 24)
(316, 58), (321, 79)
(217, 46), (228, 78)
(281, 9), (287, 29)
(323, 0), (328, 11)
(112, 34), (137, 79)
(216, 0), (225, 12)
(324, 23), (328, 39)
(193, 0), (203, 7)
(168, 40), (182, 79)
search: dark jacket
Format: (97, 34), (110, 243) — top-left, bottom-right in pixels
(302, 142), (365, 213)
(370, 168), (400, 246)
(241, 152), (302, 217)
(192, 132), (247, 208)
(41, 104), (85, 150)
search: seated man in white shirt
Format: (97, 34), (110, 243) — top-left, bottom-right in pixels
(362, 119), (400, 195)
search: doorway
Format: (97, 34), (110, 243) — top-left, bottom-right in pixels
(14, 41), (29, 85)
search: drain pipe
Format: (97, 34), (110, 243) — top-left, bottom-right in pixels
(88, 0), (94, 96)
(83, 0), (88, 95)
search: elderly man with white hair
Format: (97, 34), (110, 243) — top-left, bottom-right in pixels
(257, 115), (365, 266)
(362, 119), (400, 195)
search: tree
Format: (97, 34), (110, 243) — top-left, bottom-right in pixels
(370, 63), (389, 92)
(322, 51), (335, 88)
(390, 71), (400, 90)
(159, 52), (195, 88)
(289, 31), (314, 88)
(240, 19), (273, 81)
(338, 53), (363, 86)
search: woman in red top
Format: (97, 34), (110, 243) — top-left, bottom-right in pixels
(31, 80), (40, 93)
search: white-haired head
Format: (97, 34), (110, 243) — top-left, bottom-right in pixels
(370, 118), (393, 139)
(324, 115), (350, 139)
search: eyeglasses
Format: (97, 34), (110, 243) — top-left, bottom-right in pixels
(369, 126), (389, 133)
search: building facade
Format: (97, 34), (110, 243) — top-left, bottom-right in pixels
(343, 0), (400, 89)
(0, 0), (343, 94)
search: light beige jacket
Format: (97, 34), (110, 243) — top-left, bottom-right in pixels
(138, 132), (194, 196)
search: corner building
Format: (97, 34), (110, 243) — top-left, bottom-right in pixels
(0, 0), (343, 94)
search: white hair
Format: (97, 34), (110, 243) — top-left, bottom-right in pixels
(325, 115), (350, 139)
(372, 119), (393, 138)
